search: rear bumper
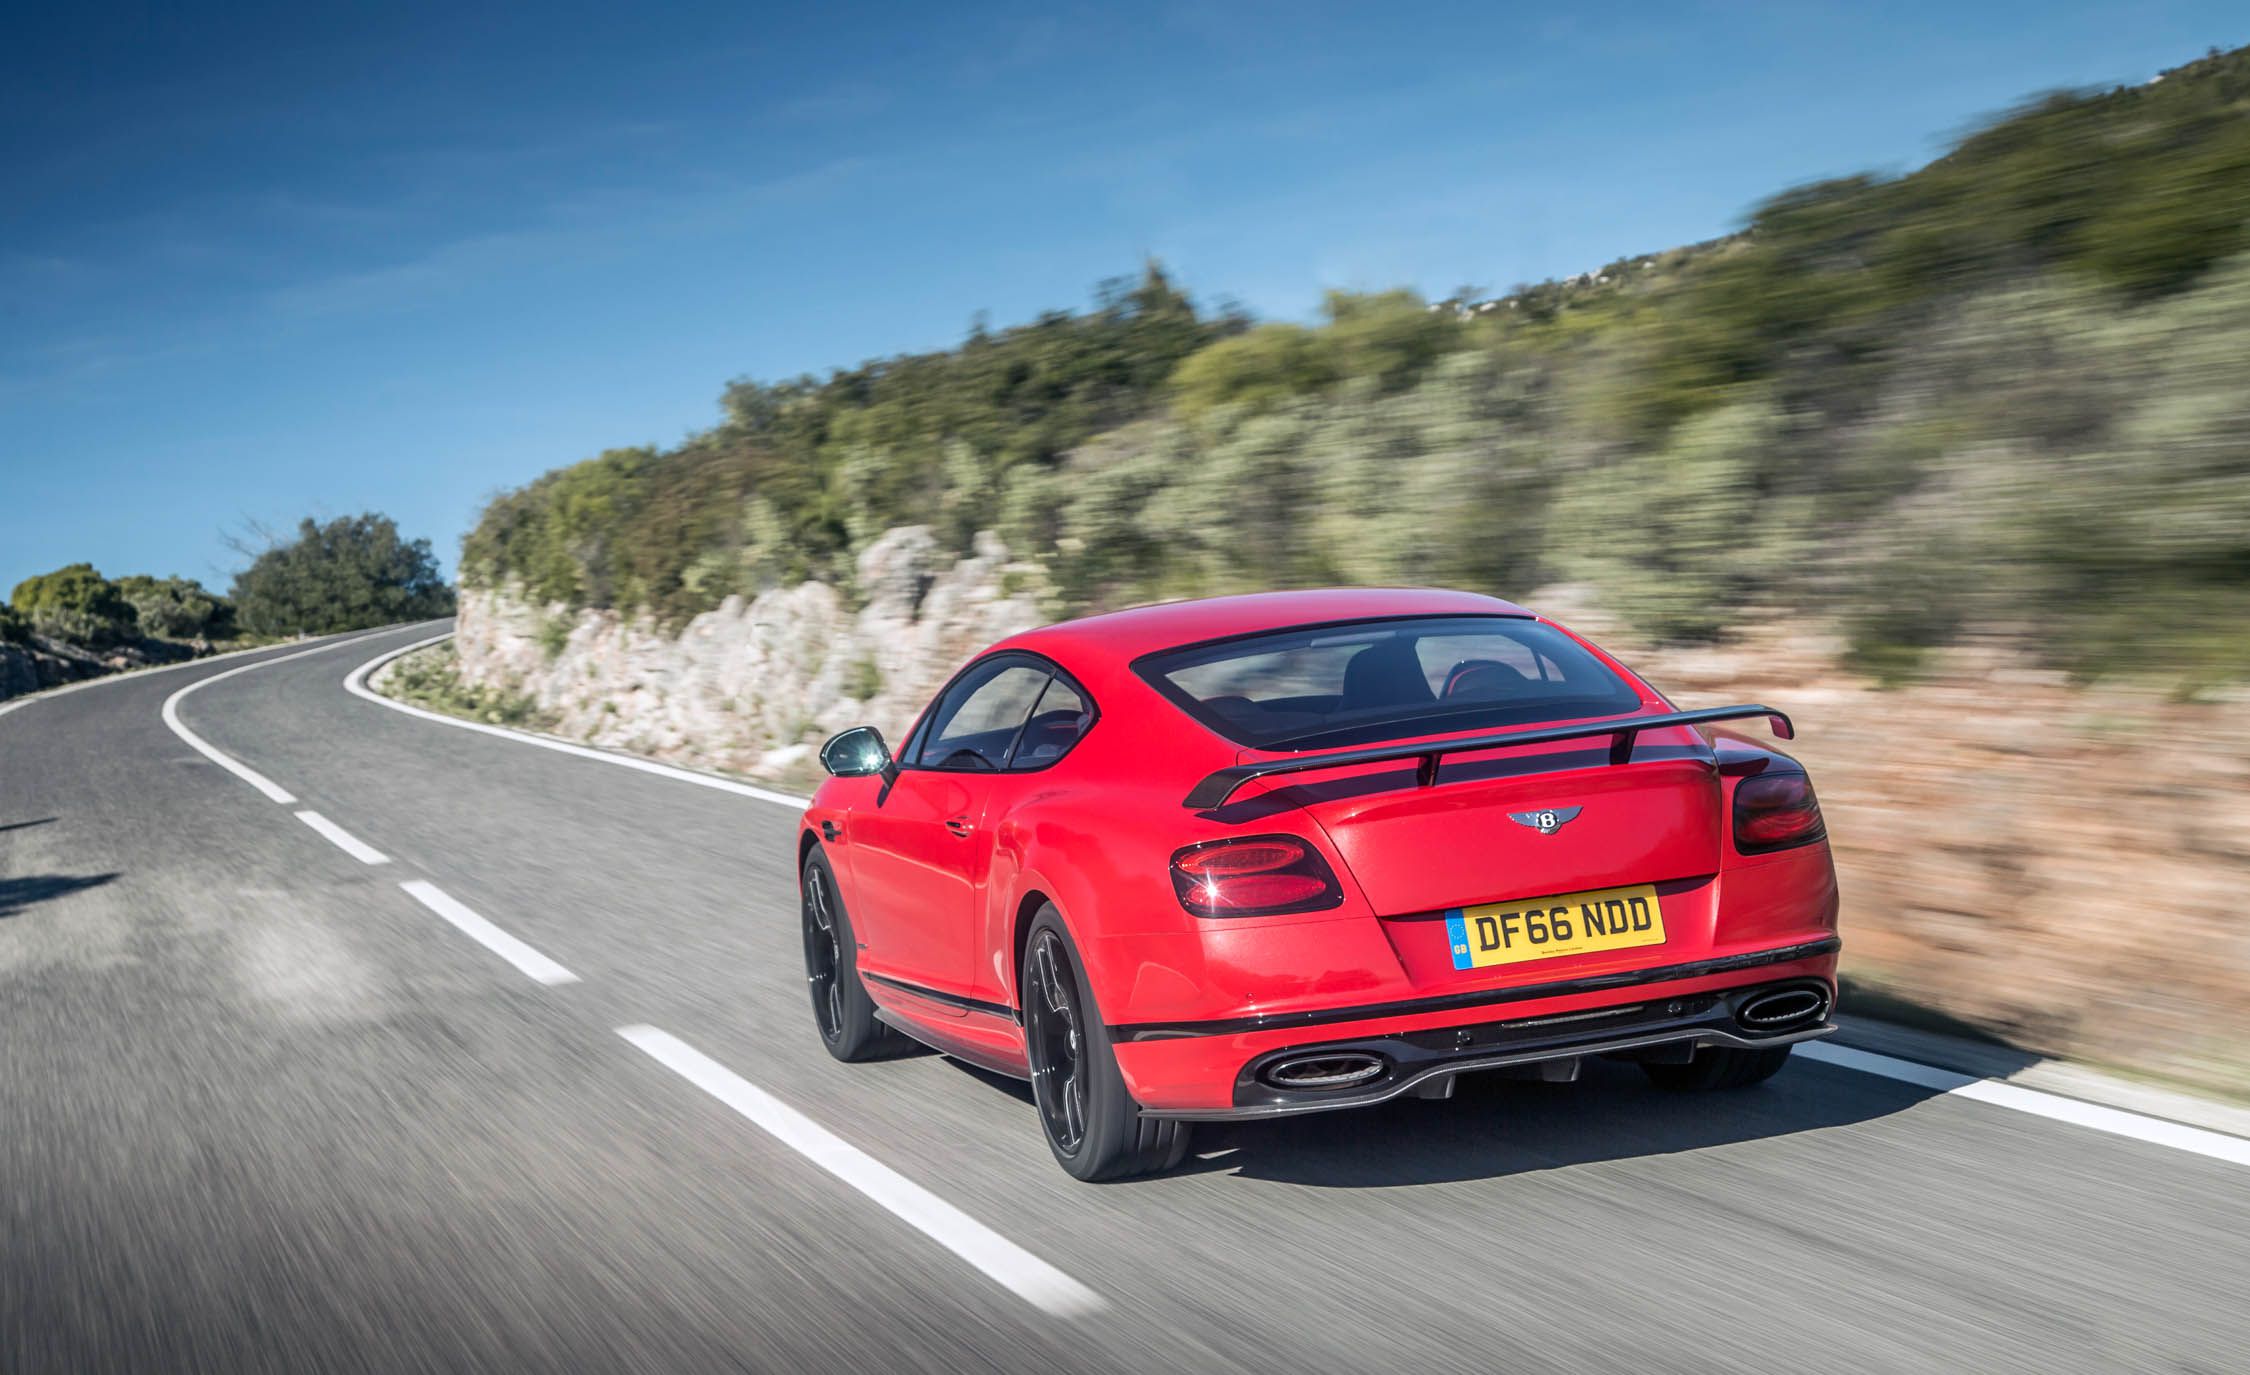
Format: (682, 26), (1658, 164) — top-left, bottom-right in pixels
(1112, 939), (1839, 1114)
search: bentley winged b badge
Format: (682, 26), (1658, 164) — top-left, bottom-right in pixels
(1508, 806), (1583, 835)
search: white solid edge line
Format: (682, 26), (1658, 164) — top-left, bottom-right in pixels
(1797, 1041), (2250, 1169)
(344, 636), (809, 810)
(616, 1023), (1105, 1319)
(345, 633), (2250, 1168)
(399, 879), (579, 985)
(294, 810), (389, 865)
(160, 627), (414, 804)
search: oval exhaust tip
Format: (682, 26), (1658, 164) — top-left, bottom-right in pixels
(1738, 986), (1828, 1028)
(1262, 1052), (1386, 1091)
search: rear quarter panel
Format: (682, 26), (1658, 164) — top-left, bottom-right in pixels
(975, 660), (1401, 1017)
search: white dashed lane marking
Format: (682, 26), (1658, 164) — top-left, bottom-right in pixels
(617, 1023), (1106, 1319)
(162, 625), (1124, 1321)
(351, 633), (2250, 1173)
(294, 810), (390, 865)
(400, 879), (579, 986)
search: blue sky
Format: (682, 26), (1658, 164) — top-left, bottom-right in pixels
(4, 1), (2243, 594)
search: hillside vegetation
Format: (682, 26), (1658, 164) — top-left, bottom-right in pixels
(463, 45), (2250, 687)
(2, 513), (457, 700)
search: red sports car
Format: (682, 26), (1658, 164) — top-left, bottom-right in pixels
(801, 589), (1840, 1180)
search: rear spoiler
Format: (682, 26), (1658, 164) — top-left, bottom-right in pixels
(1182, 704), (1795, 810)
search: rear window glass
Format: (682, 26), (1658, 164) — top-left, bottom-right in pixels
(1136, 616), (1643, 750)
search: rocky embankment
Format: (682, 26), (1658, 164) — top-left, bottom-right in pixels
(1605, 613), (2250, 1097)
(451, 530), (2250, 1096)
(452, 527), (1051, 781)
(0, 635), (204, 701)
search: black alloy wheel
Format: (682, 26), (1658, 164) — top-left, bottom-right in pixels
(800, 849), (907, 1062)
(1024, 929), (1089, 1155)
(803, 860), (846, 1043)
(1019, 908), (1191, 1181)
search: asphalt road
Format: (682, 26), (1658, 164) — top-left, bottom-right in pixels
(5, 621), (2247, 1373)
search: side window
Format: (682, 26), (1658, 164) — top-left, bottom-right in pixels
(1008, 675), (1092, 769)
(916, 661), (1052, 771)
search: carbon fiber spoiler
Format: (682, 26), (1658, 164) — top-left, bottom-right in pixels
(1182, 704), (1795, 810)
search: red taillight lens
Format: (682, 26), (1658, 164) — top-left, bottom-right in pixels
(1733, 771), (1826, 853)
(1170, 835), (1345, 918)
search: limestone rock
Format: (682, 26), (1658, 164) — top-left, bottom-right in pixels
(454, 526), (1047, 778)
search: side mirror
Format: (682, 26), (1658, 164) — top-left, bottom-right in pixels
(820, 726), (896, 781)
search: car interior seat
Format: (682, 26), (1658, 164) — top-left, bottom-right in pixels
(1441, 658), (1532, 701)
(1340, 639), (1436, 712)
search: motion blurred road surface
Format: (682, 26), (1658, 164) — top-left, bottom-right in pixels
(5, 623), (2247, 1372)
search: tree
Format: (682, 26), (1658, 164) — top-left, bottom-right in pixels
(1169, 323), (1338, 418)
(230, 515), (455, 636)
(9, 563), (138, 646)
(114, 574), (234, 640)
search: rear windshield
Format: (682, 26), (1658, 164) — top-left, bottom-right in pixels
(1136, 616), (1643, 750)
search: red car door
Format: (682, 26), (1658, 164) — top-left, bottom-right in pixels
(848, 769), (997, 1003)
(845, 656), (1052, 1004)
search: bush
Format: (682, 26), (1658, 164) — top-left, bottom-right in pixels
(1170, 291), (1459, 421)
(10, 563), (138, 646)
(459, 44), (2250, 687)
(375, 642), (543, 727)
(1171, 323), (1339, 419)
(230, 515), (455, 636)
(536, 615), (573, 660)
(461, 265), (1241, 623)
(114, 575), (235, 641)
(0, 602), (27, 644)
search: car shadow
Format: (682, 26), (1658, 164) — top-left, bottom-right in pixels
(1179, 1054), (1947, 1187)
(926, 980), (2053, 1189)
(942, 1057), (1036, 1106)
(1834, 974), (2035, 1052)
(0, 872), (119, 919)
(929, 1045), (1951, 1187)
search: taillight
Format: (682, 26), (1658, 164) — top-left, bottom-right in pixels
(1170, 835), (1345, 918)
(1733, 770), (1826, 853)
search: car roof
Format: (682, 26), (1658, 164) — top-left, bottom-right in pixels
(998, 587), (1534, 669)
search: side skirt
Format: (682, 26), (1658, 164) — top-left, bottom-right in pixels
(863, 970), (1015, 1021)
(873, 1007), (1032, 1081)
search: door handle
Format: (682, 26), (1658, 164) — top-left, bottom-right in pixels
(943, 816), (973, 837)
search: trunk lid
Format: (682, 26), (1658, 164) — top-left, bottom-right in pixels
(1293, 750), (1721, 916)
(1251, 731), (1726, 989)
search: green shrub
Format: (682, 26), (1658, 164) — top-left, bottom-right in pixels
(535, 615), (573, 660)
(376, 643), (542, 727)
(458, 45), (2250, 688)
(843, 655), (882, 701)
(1170, 291), (1459, 421)
(114, 574), (235, 640)
(10, 563), (138, 646)
(461, 265), (1241, 623)
(231, 514), (455, 636)
(1171, 323), (1339, 419)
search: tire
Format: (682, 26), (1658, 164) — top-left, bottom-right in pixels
(1641, 1043), (1794, 1091)
(801, 848), (910, 1063)
(1020, 907), (1192, 1182)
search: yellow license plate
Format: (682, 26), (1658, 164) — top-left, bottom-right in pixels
(1445, 883), (1666, 970)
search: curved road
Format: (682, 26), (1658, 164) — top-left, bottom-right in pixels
(4, 622), (2246, 1372)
